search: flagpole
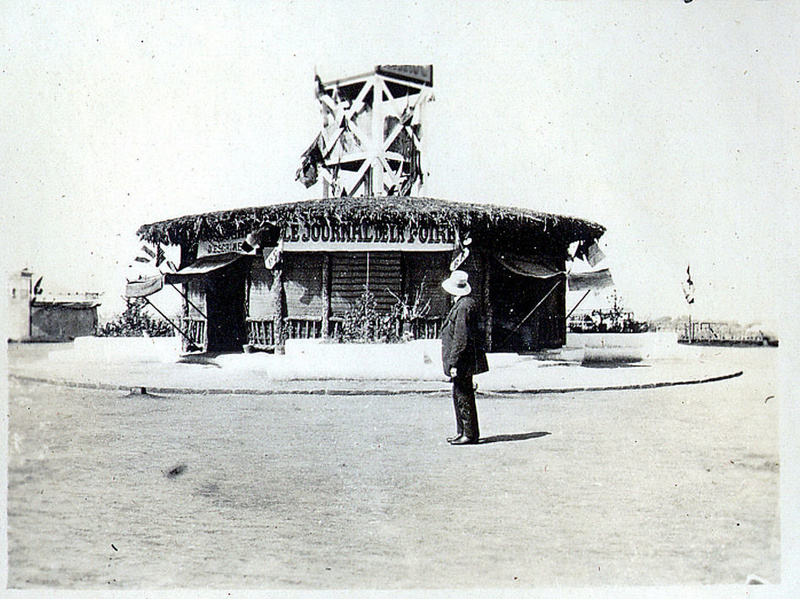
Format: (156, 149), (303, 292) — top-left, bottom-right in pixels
(683, 264), (695, 343)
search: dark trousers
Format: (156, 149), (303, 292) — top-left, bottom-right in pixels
(452, 374), (479, 440)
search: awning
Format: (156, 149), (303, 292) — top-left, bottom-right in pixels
(164, 252), (244, 283)
(567, 268), (615, 292)
(125, 275), (164, 298)
(496, 253), (563, 278)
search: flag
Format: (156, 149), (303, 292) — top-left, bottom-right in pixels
(314, 71), (325, 99)
(264, 240), (283, 270)
(134, 243), (172, 272)
(135, 243), (159, 265)
(155, 245), (165, 267)
(296, 133), (325, 188)
(449, 233), (471, 271)
(449, 247), (469, 271)
(682, 265), (695, 304)
(576, 239), (606, 267)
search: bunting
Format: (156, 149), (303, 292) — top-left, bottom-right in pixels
(134, 243), (166, 267)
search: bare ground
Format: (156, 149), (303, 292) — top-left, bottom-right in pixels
(6, 347), (779, 589)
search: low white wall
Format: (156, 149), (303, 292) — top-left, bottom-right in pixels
(275, 338), (444, 379)
(565, 331), (680, 364)
(54, 336), (183, 363)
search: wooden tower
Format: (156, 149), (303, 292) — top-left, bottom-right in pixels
(297, 65), (434, 197)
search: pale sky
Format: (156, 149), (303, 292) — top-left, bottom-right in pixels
(2, 0), (798, 328)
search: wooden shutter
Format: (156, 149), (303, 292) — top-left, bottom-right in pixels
(330, 252), (402, 316)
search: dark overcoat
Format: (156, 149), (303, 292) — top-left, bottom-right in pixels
(441, 295), (489, 377)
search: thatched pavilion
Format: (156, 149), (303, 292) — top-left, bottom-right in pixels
(137, 195), (605, 353)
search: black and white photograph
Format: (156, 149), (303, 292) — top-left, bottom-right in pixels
(2, 1), (797, 596)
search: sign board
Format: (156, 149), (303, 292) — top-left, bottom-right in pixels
(281, 222), (455, 252)
(198, 238), (254, 257)
(376, 65), (433, 87)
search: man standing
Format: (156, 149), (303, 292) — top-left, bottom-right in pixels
(441, 270), (489, 445)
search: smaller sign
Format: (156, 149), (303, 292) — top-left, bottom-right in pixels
(376, 65), (433, 87)
(198, 238), (254, 257)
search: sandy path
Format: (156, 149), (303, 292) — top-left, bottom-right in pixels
(7, 348), (779, 589)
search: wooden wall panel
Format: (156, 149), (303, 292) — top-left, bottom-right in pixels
(402, 252), (450, 318)
(248, 257), (280, 320)
(186, 279), (207, 319)
(284, 253), (324, 319)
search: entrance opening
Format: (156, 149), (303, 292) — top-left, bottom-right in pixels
(205, 261), (248, 352)
(490, 265), (566, 353)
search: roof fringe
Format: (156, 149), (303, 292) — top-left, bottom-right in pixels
(137, 196), (604, 248)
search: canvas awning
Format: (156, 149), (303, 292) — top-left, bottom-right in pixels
(125, 275), (164, 298)
(567, 268), (614, 292)
(496, 253), (563, 278)
(164, 252), (244, 283)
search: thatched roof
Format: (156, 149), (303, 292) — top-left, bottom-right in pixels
(137, 196), (604, 249)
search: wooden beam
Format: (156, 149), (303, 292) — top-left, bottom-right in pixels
(483, 253), (493, 352)
(370, 73), (384, 196)
(274, 266), (285, 354)
(322, 254), (331, 339)
(319, 79), (374, 158)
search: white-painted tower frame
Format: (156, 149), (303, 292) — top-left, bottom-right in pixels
(297, 65), (434, 197)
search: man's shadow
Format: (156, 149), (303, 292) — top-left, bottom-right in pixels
(478, 431), (550, 445)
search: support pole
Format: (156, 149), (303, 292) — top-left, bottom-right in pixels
(274, 267), (285, 354)
(566, 289), (592, 320)
(482, 252), (492, 352)
(321, 254), (331, 339)
(142, 296), (197, 349)
(168, 282), (208, 320)
(371, 74), (384, 195)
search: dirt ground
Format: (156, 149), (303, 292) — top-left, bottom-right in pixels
(6, 345), (780, 590)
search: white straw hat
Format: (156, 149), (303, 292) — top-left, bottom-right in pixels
(442, 270), (471, 297)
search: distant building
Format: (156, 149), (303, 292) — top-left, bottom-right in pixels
(7, 269), (33, 341)
(7, 269), (101, 342)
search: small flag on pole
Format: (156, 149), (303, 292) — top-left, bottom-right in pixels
(682, 265), (695, 304)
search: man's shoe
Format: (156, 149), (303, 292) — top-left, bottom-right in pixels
(446, 434), (463, 443)
(449, 436), (478, 445)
